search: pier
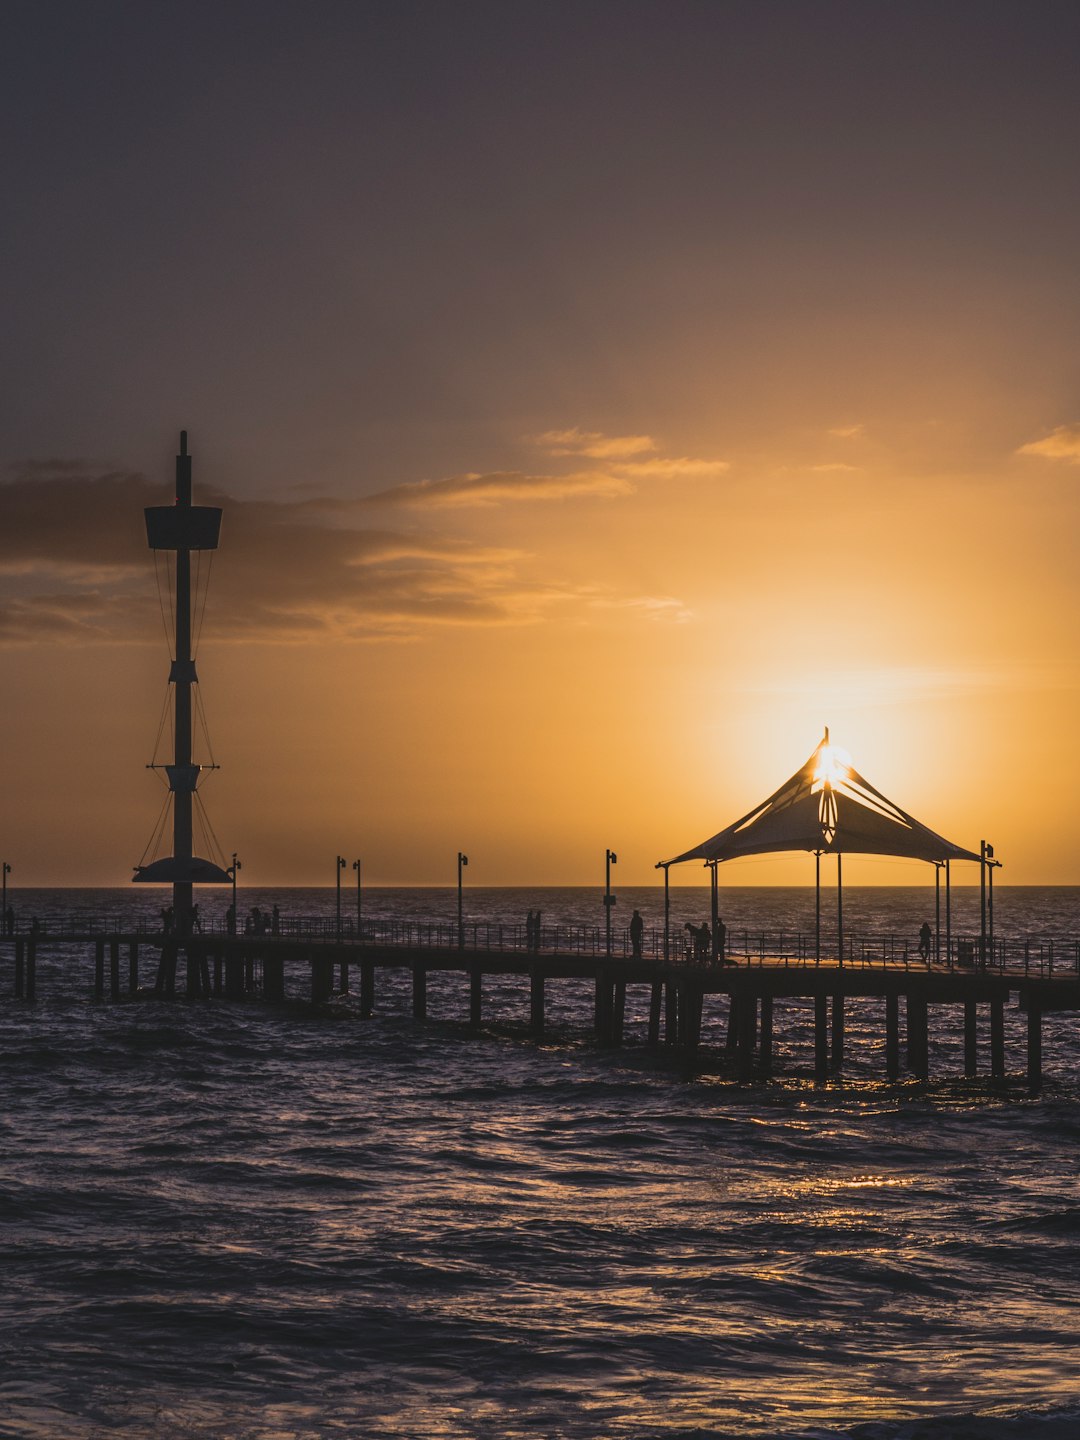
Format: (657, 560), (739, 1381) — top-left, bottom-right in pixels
(3, 917), (1078, 1092)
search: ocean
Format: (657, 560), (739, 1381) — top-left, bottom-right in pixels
(2, 886), (1079, 1440)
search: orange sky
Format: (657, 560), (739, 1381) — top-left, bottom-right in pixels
(2, 5), (1079, 886)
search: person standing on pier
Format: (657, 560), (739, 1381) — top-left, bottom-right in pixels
(716, 915), (728, 964)
(630, 909), (644, 958)
(918, 920), (932, 961)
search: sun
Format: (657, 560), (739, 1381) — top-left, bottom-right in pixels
(813, 743), (852, 788)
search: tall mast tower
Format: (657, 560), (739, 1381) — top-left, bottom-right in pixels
(134, 432), (230, 949)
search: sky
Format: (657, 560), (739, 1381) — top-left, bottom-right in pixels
(2, 0), (1080, 888)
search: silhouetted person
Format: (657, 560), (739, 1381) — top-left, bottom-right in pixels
(918, 921), (932, 961)
(697, 920), (711, 964)
(716, 915), (728, 964)
(272, 905), (280, 935)
(251, 906), (263, 936)
(532, 910), (542, 951)
(525, 910), (534, 950)
(191, 903), (202, 934)
(629, 909), (644, 958)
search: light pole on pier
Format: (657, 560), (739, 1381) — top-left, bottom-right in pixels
(352, 858), (362, 943)
(228, 853), (241, 934)
(336, 855), (346, 941)
(604, 849), (618, 956)
(457, 852), (469, 950)
(2, 861), (10, 935)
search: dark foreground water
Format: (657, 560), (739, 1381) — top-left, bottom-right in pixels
(3, 888), (1080, 1440)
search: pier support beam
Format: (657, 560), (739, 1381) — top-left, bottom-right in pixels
(213, 951), (223, 996)
(885, 993), (899, 1080)
(340, 954), (350, 995)
(831, 993), (845, 1073)
(726, 994), (740, 1053)
(412, 963), (427, 1020)
(990, 995), (1005, 1079)
(1027, 994), (1042, 1093)
(263, 952), (285, 1002)
(110, 940), (121, 1001)
(95, 939), (105, 1000)
(311, 951), (334, 1004)
(128, 942), (139, 995)
(26, 940), (35, 1001)
(664, 981), (678, 1046)
(907, 994), (929, 1080)
(361, 960), (375, 1019)
(648, 981), (662, 1045)
(530, 970), (544, 1037)
(759, 995), (774, 1077)
(736, 994), (756, 1082)
(964, 999), (977, 1077)
(15, 939), (25, 999)
(612, 978), (626, 1047)
(814, 994), (829, 1083)
(224, 947), (245, 999)
(682, 985), (703, 1061)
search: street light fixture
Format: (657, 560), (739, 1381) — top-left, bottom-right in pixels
(352, 858), (362, 943)
(457, 852), (469, 950)
(336, 855), (347, 941)
(227, 853), (241, 934)
(605, 849), (618, 956)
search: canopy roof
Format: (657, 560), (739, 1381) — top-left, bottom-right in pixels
(663, 731), (982, 867)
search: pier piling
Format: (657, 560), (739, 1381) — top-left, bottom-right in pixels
(361, 960), (375, 1019)
(15, 938), (25, 999)
(885, 992), (900, 1079)
(964, 999), (977, 1077)
(412, 963), (427, 1020)
(990, 995), (1005, 1078)
(814, 994), (829, 1082)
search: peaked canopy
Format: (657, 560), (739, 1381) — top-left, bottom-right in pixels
(664, 732), (982, 868)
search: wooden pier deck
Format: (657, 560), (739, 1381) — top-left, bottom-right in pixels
(3, 922), (1079, 1091)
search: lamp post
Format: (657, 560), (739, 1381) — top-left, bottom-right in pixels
(352, 858), (362, 943)
(2, 861), (10, 936)
(604, 848), (617, 956)
(228, 853), (241, 935)
(336, 855), (346, 941)
(457, 852), (468, 949)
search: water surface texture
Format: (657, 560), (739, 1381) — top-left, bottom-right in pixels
(3, 887), (1079, 1440)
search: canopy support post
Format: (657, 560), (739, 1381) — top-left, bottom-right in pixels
(659, 862), (670, 962)
(980, 840), (988, 969)
(945, 858), (952, 965)
(988, 853), (995, 968)
(935, 862), (941, 964)
(710, 861), (719, 963)
(837, 852), (844, 969)
(815, 851), (821, 965)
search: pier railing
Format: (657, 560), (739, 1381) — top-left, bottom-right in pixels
(4, 915), (1079, 978)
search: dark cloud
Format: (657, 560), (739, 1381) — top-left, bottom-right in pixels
(0, 463), (565, 644)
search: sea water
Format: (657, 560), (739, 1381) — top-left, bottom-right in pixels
(2, 887), (1079, 1440)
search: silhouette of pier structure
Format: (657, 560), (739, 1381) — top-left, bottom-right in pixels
(3, 431), (1079, 1091)
(1, 918), (1077, 1089)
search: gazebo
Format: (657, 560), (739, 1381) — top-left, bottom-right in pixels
(656, 731), (997, 965)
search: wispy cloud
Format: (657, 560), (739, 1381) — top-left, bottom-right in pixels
(1016, 423), (1080, 463)
(0, 462), (688, 644)
(364, 469), (635, 509)
(533, 427), (656, 459)
(810, 462), (862, 474)
(609, 455), (729, 479)
(364, 425), (730, 511)
(828, 424), (866, 440)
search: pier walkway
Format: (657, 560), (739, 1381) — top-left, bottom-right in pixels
(3, 919), (1079, 1091)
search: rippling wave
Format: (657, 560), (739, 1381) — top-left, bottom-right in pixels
(2, 888), (1079, 1438)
